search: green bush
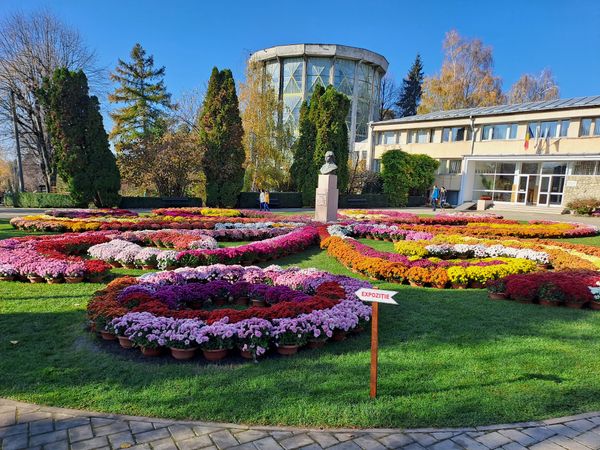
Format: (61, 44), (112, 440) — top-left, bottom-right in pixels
(339, 194), (388, 208)
(118, 197), (202, 209)
(566, 198), (600, 215)
(3, 192), (79, 208)
(381, 150), (439, 207)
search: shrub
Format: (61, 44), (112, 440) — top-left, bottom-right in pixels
(381, 150), (439, 207)
(567, 198), (600, 215)
(4, 192), (79, 208)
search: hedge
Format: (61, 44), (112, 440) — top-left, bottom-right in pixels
(3, 192), (79, 208)
(118, 197), (202, 209)
(238, 192), (303, 209)
(339, 194), (389, 208)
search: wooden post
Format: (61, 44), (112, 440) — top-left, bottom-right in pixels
(370, 301), (379, 398)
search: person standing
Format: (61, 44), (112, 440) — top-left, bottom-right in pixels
(259, 189), (265, 210)
(440, 186), (447, 208)
(430, 184), (440, 211)
(264, 190), (271, 212)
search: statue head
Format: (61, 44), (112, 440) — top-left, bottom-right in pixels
(324, 151), (335, 163)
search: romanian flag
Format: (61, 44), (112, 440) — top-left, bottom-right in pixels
(524, 126), (532, 150)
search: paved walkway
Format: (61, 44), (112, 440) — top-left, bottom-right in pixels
(3, 399), (600, 450)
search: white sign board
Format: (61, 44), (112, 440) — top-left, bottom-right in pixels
(355, 288), (398, 305)
(566, 180), (577, 187)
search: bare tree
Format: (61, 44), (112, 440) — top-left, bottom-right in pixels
(378, 74), (398, 120)
(0, 10), (101, 191)
(171, 87), (205, 132)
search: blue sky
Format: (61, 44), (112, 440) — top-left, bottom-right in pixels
(1, 0), (599, 106)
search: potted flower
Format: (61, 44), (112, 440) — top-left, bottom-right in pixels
(537, 282), (565, 307)
(38, 261), (66, 284)
(134, 248), (160, 270)
(447, 267), (468, 289)
(127, 314), (170, 356)
(406, 266), (431, 287)
(486, 279), (507, 300)
(0, 264), (17, 282)
(430, 268), (450, 289)
(235, 318), (272, 360)
(64, 263), (85, 283)
(230, 282), (250, 306)
(110, 314), (136, 348)
(304, 311), (333, 349)
(272, 318), (309, 355)
(165, 319), (202, 360)
(248, 285), (268, 307)
(157, 251), (179, 270)
(85, 261), (110, 283)
(590, 283), (600, 310)
(197, 319), (235, 361)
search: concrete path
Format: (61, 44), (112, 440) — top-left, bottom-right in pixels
(3, 399), (600, 450)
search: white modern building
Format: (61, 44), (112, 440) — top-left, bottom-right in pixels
(249, 44), (388, 145)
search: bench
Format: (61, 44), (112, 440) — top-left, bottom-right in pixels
(161, 197), (198, 208)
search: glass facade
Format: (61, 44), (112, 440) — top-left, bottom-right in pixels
(254, 49), (385, 143)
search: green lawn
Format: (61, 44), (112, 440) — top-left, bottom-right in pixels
(3, 219), (600, 428)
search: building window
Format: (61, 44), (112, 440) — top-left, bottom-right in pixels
(560, 120), (570, 137)
(407, 129), (430, 144)
(595, 118), (600, 136)
(482, 124), (517, 140)
(448, 160), (462, 174)
(361, 150), (367, 160)
(580, 118), (593, 136)
(572, 161), (598, 176)
(372, 159), (381, 172)
(442, 126), (470, 142)
(541, 162), (567, 175)
(382, 131), (397, 145)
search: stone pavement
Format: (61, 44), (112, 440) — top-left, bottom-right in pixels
(3, 399), (600, 450)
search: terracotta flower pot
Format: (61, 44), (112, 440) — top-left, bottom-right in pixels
(235, 297), (249, 306)
(165, 265), (177, 270)
(142, 265), (155, 270)
(170, 347), (197, 360)
(488, 292), (508, 300)
(122, 263), (136, 269)
(65, 276), (84, 283)
(240, 350), (254, 359)
(565, 302), (586, 309)
(331, 330), (347, 342)
(470, 281), (485, 289)
(516, 298), (534, 304)
(109, 261), (122, 268)
(118, 336), (134, 348)
(351, 326), (365, 334)
(88, 275), (105, 283)
(141, 346), (163, 357)
(276, 345), (299, 356)
(590, 301), (600, 311)
(409, 281), (424, 287)
(451, 283), (467, 289)
(539, 299), (561, 307)
(202, 348), (227, 361)
(251, 299), (266, 308)
(28, 275), (44, 283)
(213, 298), (227, 307)
(307, 339), (327, 349)
(46, 277), (64, 284)
(0, 275), (15, 282)
(100, 331), (117, 341)
(89, 321), (96, 332)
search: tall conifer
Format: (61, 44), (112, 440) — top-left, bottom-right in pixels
(397, 54), (424, 117)
(198, 67), (245, 207)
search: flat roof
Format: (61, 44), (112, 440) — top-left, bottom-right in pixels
(249, 43), (389, 71)
(376, 95), (600, 124)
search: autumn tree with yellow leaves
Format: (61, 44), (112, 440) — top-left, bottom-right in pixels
(419, 30), (505, 113)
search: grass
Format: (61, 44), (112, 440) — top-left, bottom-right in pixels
(3, 219), (600, 428)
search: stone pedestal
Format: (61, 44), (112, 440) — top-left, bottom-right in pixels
(315, 174), (338, 223)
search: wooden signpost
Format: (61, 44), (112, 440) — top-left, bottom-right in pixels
(355, 288), (398, 398)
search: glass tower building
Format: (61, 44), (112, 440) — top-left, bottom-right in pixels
(249, 44), (388, 145)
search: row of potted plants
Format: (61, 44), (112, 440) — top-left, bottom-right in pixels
(0, 233), (112, 283)
(88, 265), (372, 361)
(46, 208), (137, 218)
(487, 270), (600, 309)
(321, 234), (538, 288)
(87, 226), (319, 270)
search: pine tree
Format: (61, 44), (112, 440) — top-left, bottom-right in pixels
(397, 54), (424, 117)
(109, 43), (172, 190)
(38, 68), (120, 206)
(198, 67), (245, 207)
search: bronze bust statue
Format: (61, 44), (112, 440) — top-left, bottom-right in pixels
(319, 151), (338, 175)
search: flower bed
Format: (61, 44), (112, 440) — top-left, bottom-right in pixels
(0, 233), (112, 282)
(88, 265), (372, 361)
(488, 270), (600, 309)
(45, 208), (137, 218)
(88, 226), (319, 270)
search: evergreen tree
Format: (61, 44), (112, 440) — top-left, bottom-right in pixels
(313, 85), (351, 194)
(38, 68), (120, 206)
(109, 43), (172, 191)
(290, 85), (323, 205)
(397, 54), (424, 117)
(198, 67), (245, 207)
